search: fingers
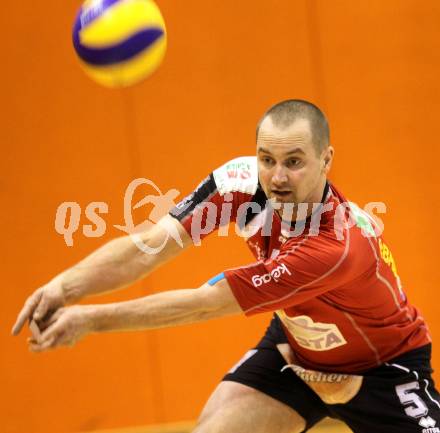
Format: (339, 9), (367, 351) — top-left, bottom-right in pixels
(13, 280), (64, 336)
(28, 333), (62, 353)
(33, 296), (52, 322)
(38, 310), (63, 340)
(29, 319), (65, 352)
(37, 309), (63, 332)
(11, 290), (43, 335)
(28, 310), (72, 352)
(29, 320), (42, 342)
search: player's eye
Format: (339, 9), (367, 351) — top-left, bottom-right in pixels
(285, 158), (300, 168)
(260, 156), (274, 166)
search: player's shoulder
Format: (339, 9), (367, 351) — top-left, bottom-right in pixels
(212, 156), (258, 196)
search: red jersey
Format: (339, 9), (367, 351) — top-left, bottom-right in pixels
(170, 156), (430, 373)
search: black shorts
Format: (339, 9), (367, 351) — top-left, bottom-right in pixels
(223, 315), (440, 433)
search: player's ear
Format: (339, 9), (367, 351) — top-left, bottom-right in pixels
(321, 146), (334, 173)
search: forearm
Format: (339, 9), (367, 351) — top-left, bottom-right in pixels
(85, 290), (205, 332)
(58, 217), (190, 302)
(59, 236), (152, 302)
(85, 281), (240, 333)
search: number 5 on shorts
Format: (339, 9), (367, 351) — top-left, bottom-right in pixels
(395, 381), (428, 418)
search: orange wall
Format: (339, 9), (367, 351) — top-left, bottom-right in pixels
(2, 1), (440, 432)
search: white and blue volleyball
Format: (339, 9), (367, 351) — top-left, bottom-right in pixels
(72, 0), (167, 87)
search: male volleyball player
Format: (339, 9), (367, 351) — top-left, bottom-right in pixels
(12, 100), (440, 433)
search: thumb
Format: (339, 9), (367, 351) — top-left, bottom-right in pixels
(29, 320), (42, 343)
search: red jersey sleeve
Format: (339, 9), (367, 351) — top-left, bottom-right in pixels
(224, 233), (350, 316)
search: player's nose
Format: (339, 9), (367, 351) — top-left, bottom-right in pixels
(271, 164), (288, 186)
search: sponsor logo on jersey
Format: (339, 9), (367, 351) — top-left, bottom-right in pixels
(282, 364), (350, 383)
(277, 313), (347, 351)
(225, 161), (252, 179)
(378, 238), (399, 278)
(213, 156), (259, 196)
(251, 263), (291, 287)
(349, 202), (378, 237)
(419, 416), (439, 433)
(281, 362), (363, 404)
(378, 238), (405, 300)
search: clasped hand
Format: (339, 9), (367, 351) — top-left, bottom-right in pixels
(11, 278), (93, 352)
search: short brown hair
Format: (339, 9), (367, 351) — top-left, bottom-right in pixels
(256, 99), (330, 153)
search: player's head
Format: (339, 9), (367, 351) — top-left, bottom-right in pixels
(256, 99), (334, 212)
(256, 99), (329, 153)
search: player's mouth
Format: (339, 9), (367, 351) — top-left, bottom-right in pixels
(270, 190), (292, 200)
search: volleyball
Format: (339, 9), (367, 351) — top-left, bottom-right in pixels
(72, 0), (167, 88)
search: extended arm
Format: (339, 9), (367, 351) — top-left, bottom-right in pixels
(28, 278), (242, 352)
(12, 215), (192, 335)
